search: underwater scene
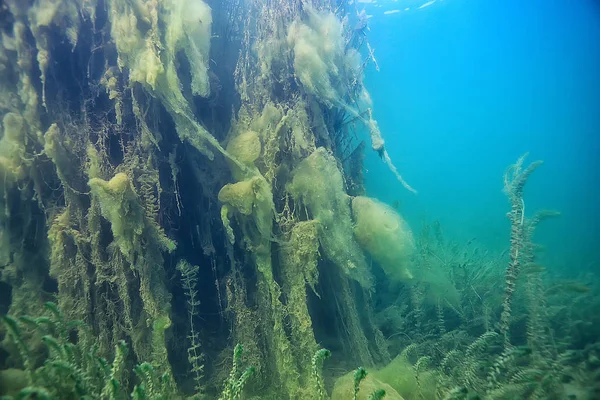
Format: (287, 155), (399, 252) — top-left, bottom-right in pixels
(0, 0), (598, 398)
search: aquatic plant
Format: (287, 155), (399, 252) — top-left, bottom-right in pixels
(353, 367), (368, 400)
(362, 156), (598, 400)
(311, 348), (331, 400)
(367, 389), (386, 400)
(1, 302), (131, 399)
(286, 6), (415, 194)
(0, 304), (257, 400)
(218, 344), (255, 400)
(500, 153), (544, 346)
(177, 260), (205, 394)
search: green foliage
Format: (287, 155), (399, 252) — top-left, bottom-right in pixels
(500, 154), (545, 346)
(176, 260), (204, 394)
(438, 331), (501, 395)
(102, 340), (128, 399)
(1, 315), (33, 386)
(367, 389), (386, 400)
(218, 344), (256, 400)
(376, 224), (505, 357)
(353, 367), (368, 400)
(1, 305), (262, 400)
(370, 199), (598, 400)
(131, 362), (176, 400)
(0, 303), (130, 399)
(311, 348), (331, 400)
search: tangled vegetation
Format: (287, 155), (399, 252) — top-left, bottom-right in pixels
(0, 0), (597, 399)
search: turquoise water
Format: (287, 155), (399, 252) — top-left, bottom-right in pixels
(361, 0), (600, 273)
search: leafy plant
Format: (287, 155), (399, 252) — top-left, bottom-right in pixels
(1, 305), (257, 400)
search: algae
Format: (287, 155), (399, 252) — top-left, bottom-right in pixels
(352, 196), (415, 281)
(288, 147), (373, 289)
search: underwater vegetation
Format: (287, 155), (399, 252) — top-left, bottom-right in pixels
(0, 0), (598, 399)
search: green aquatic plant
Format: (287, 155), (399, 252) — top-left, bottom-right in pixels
(500, 153), (543, 346)
(279, 221), (321, 395)
(0, 302), (130, 399)
(7, 1), (314, 398)
(218, 344), (256, 400)
(1, 304), (260, 400)
(108, 0), (222, 161)
(1, 1), (392, 396)
(218, 175), (275, 241)
(366, 154), (599, 400)
(87, 170), (176, 379)
(311, 348), (331, 400)
(353, 367), (368, 400)
(101, 340), (128, 400)
(176, 260), (205, 394)
(0, 113), (27, 177)
(368, 389), (387, 400)
(131, 361), (177, 400)
(440, 331), (500, 394)
(353, 367), (389, 400)
(88, 173), (175, 259)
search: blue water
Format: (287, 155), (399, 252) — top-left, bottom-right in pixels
(360, 0), (600, 273)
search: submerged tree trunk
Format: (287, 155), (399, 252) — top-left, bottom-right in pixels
(0, 0), (402, 397)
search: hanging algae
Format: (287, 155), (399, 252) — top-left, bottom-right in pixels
(287, 7), (416, 194)
(279, 220), (321, 397)
(108, 0), (236, 162)
(287, 147), (373, 289)
(0, 112), (42, 316)
(89, 174), (142, 256)
(218, 175), (275, 244)
(226, 131), (261, 166)
(219, 125), (302, 396)
(352, 196), (415, 281)
(27, 0), (83, 108)
(287, 7), (353, 107)
(0, 0), (56, 324)
(0, 113), (27, 181)
(88, 172), (175, 376)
